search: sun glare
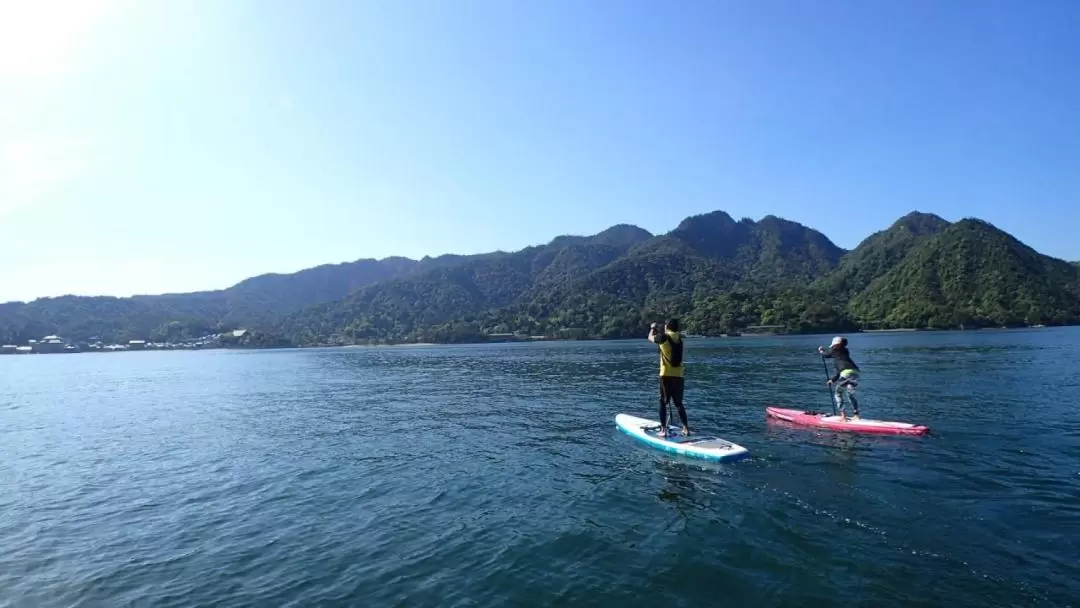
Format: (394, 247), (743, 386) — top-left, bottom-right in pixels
(0, 0), (126, 79)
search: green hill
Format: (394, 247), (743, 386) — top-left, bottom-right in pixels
(667, 211), (844, 284)
(0, 256), (418, 344)
(281, 212), (846, 343)
(850, 219), (1080, 328)
(822, 211), (950, 296)
(222, 256), (418, 323)
(2, 210), (1077, 346)
(279, 226), (655, 343)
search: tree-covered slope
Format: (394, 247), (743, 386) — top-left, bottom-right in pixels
(220, 256), (419, 322)
(821, 211), (950, 296)
(282, 213), (848, 343)
(4, 210), (1078, 345)
(0, 256), (420, 343)
(667, 211), (845, 284)
(0, 295), (229, 345)
(522, 212), (844, 320)
(279, 226), (655, 343)
(850, 219), (1080, 328)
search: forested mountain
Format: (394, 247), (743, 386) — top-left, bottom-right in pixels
(277, 225), (655, 345)
(3, 210), (1078, 346)
(667, 211), (844, 284)
(821, 212), (949, 296)
(222, 256), (419, 322)
(274, 212), (854, 342)
(850, 219), (1080, 328)
(0, 256), (419, 344)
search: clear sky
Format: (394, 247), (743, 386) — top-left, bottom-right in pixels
(2, 0), (1078, 302)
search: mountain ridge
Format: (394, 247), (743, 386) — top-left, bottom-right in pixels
(2, 210), (1078, 346)
(850, 218), (1080, 328)
(819, 211), (951, 297)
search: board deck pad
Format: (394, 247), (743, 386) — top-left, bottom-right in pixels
(616, 414), (749, 462)
(765, 406), (929, 436)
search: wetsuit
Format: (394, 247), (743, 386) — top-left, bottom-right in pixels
(655, 330), (688, 429)
(823, 345), (861, 416)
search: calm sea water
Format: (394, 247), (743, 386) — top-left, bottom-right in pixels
(2, 329), (1079, 607)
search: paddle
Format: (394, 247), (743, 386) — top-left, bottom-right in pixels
(821, 355), (838, 416)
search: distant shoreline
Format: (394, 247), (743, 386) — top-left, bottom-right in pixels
(3, 324), (1067, 356)
(340, 342), (439, 348)
(300, 325), (1065, 347)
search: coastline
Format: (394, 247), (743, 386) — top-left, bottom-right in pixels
(340, 342), (439, 348)
(4, 324), (1067, 356)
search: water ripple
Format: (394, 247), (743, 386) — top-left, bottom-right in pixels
(1, 331), (1079, 606)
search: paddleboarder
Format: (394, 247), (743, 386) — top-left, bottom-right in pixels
(648, 318), (689, 437)
(818, 336), (861, 420)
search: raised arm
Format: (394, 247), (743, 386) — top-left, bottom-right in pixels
(648, 322), (667, 344)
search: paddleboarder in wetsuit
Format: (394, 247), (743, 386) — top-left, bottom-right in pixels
(818, 336), (861, 420)
(648, 319), (689, 437)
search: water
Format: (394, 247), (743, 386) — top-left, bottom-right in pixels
(2, 329), (1079, 607)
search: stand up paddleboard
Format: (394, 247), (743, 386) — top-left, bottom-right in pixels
(765, 407), (929, 436)
(615, 413), (750, 462)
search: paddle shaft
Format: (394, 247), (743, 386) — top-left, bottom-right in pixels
(821, 355), (838, 415)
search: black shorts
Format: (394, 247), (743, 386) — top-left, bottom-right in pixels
(659, 376), (685, 404)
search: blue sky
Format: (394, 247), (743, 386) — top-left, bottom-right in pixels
(2, 0), (1078, 302)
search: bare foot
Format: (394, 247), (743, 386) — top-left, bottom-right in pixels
(682, 426), (691, 436)
(657, 427), (668, 438)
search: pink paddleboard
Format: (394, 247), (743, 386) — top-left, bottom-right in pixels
(766, 407), (929, 436)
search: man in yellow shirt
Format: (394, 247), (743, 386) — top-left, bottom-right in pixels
(647, 318), (689, 437)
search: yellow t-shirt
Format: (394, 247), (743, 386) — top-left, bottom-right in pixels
(658, 330), (684, 378)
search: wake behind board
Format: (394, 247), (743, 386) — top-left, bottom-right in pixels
(766, 407), (929, 436)
(615, 413), (749, 462)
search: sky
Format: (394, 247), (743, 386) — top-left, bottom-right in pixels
(2, 0), (1079, 302)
